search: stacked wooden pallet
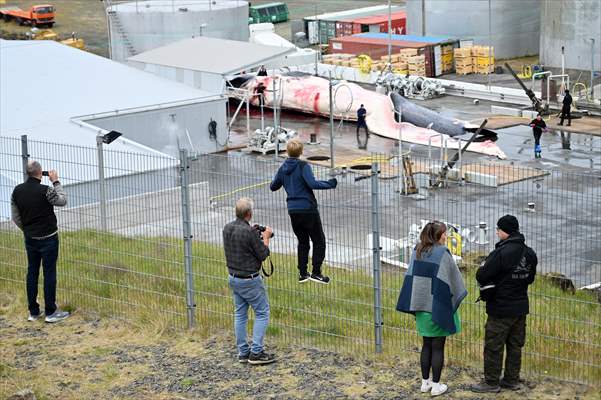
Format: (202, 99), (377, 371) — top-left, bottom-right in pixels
(453, 47), (473, 75)
(408, 55), (426, 76)
(440, 44), (455, 73)
(472, 46), (495, 74)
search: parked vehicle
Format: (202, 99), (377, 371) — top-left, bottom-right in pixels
(249, 2), (288, 24)
(0, 4), (55, 27)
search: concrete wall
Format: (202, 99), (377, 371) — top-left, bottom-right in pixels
(540, 0), (601, 72)
(406, 0), (541, 59)
(109, 0), (249, 63)
(89, 100), (228, 158)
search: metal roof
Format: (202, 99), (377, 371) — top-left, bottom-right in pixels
(355, 33), (456, 44)
(128, 37), (295, 75)
(319, 6), (403, 22)
(304, 5), (394, 21)
(0, 40), (224, 217)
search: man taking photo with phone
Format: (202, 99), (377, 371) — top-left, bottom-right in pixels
(11, 160), (70, 323)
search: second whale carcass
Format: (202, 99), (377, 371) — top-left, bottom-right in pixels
(230, 73), (506, 159)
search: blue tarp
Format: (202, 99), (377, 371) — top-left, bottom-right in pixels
(354, 33), (455, 44)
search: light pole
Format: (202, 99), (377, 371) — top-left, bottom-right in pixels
(590, 38), (595, 101)
(96, 130), (122, 231)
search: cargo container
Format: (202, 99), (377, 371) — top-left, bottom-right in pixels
(349, 11), (406, 35)
(328, 34), (458, 77)
(303, 5), (402, 44)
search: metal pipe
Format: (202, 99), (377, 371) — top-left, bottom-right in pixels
(421, 0), (425, 36)
(457, 138), (463, 185)
(329, 71), (335, 169)
(179, 148), (196, 329)
(561, 46), (565, 88)
(387, 0), (392, 70)
(96, 135), (107, 231)
(591, 38), (595, 101)
(488, 0), (492, 90)
(371, 162), (383, 353)
(20, 135), (28, 183)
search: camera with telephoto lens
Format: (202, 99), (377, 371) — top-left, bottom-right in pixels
(253, 224), (274, 238)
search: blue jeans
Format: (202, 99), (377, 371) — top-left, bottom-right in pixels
(228, 275), (270, 355)
(25, 234), (59, 316)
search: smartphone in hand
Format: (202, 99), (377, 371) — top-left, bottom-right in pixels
(42, 171), (49, 176)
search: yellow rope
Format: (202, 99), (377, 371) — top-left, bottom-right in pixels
(209, 180), (271, 202)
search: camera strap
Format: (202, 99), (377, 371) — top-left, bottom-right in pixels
(262, 256), (274, 277)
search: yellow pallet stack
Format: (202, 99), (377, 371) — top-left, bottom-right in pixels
(408, 55), (426, 76)
(472, 46), (495, 74)
(454, 47), (473, 75)
(441, 44), (455, 73)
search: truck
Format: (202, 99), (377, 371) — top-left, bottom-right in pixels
(0, 4), (55, 27)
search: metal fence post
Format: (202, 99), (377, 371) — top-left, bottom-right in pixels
(96, 135), (107, 231)
(179, 149), (196, 328)
(20, 135), (29, 182)
(371, 162), (383, 353)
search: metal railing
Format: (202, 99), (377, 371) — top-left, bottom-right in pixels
(0, 135), (599, 386)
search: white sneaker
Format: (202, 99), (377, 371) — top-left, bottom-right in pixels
(420, 378), (433, 393)
(27, 313), (43, 322)
(431, 382), (448, 397)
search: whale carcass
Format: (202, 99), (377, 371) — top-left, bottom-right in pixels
(230, 73), (506, 159)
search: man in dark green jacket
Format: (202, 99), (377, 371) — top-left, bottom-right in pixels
(471, 215), (537, 393)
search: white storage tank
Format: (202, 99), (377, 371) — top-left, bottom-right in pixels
(406, 0), (541, 59)
(540, 0), (600, 71)
(107, 0), (249, 63)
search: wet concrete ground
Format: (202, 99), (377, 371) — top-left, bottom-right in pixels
(226, 93), (601, 287)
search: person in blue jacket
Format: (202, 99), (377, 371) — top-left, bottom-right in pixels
(270, 139), (337, 284)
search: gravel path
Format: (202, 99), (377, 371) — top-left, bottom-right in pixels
(0, 295), (597, 400)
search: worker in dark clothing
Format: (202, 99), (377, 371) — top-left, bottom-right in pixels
(529, 114), (547, 158)
(255, 82), (266, 108)
(257, 65), (268, 77)
(356, 104), (369, 149)
(471, 215), (537, 393)
(559, 89), (572, 126)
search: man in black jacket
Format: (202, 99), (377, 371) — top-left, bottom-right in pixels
(559, 89), (572, 126)
(11, 161), (70, 323)
(471, 215), (537, 393)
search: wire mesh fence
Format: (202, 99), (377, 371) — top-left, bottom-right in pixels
(0, 135), (599, 385)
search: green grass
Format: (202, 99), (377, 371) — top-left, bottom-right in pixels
(0, 230), (599, 385)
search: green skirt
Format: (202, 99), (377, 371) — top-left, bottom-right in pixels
(415, 311), (461, 337)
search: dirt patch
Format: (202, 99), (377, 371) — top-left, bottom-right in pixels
(0, 294), (597, 399)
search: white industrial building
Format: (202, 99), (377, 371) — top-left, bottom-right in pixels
(249, 23), (318, 70)
(0, 40), (229, 218)
(127, 36), (295, 94)
(105, 0), (249, 63)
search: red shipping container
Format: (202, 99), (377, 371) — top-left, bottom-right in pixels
(349, 11), (406, 35)
(328, 36), (435, 77)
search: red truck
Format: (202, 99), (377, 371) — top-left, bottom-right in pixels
(0, 4), (55, 27)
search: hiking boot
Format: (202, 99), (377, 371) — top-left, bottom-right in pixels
(248, 351), (276, 365)
(500, 378), (521, 390)
(310, 274), (330, 285)
(470, 381), (500, 393)
(431, 382), (448, 396)
(238, 353), (250, 363)
(45, 310), (70, 323)
(27, 313), (43, 322)
(299, 273), (310, 283)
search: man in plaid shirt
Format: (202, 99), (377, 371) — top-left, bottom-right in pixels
(223, 197), (275, 365)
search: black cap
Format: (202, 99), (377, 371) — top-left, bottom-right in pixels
(497, 215), (519, 235)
